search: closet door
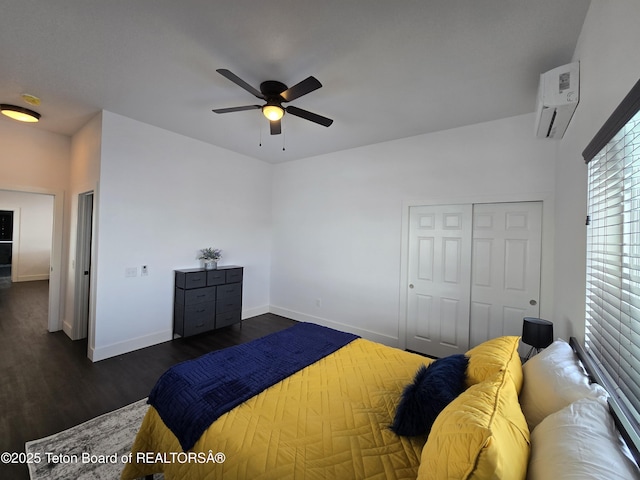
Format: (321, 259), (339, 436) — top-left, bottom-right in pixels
(406, 204), (472, 357)
(469, 202), (542, 347)
(405, 201), (543, 357)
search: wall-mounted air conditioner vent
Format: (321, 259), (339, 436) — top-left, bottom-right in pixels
(535, 62), (579, 139)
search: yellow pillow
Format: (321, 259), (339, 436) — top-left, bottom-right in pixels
(466, 336), (523, 394)
(417, 374), (530, 480)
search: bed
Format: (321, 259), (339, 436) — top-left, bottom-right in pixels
(120, 322), (640, 480)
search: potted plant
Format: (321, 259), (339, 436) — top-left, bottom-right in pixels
(198, 247), (222, 270)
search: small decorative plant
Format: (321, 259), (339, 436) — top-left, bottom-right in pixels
(198, 247), (222, 261)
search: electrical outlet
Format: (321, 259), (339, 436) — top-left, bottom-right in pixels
(125, 267), (137, 278)
(141, 265), (148, 276)
(316, 298), (322, 307)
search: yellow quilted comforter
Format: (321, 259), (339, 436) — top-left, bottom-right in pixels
(121, 338), (432, 480)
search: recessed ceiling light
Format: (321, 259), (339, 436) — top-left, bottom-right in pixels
(0, 104), (41, 123)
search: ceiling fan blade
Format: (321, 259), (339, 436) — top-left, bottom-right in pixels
(216, 69), (265, 99)
(212, 105), (261, 114)
(270, 119), (282, 135)
(286, 106), (333, 127)
(280, 76), (322, 102)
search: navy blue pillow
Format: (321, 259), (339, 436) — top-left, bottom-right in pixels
(390, 354), (469, 436)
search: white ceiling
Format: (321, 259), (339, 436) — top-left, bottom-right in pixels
(0, 0), (591, 164)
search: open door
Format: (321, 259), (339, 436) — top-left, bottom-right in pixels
(0, 210), (13, 283)
(73, 192), (94, 340)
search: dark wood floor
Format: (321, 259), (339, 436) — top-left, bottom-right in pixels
(0, 280), (296, 480)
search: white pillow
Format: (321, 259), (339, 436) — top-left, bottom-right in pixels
(528, 397), (640, 480)
(520, 339), (608, 429)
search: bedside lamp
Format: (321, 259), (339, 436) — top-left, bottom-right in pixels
(522, 317), (554, 360)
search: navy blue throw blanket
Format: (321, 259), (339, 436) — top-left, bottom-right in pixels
(148, 322), (359, 450)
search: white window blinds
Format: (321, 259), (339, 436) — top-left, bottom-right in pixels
(585, 79), (640, 419)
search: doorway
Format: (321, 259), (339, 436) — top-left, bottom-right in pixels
(0, 186), (64, 332)
(0, 193), (54, 286)
(0, 210), (14, 282)
(73, 191), (94, 340)
(405, 201), (542, 357)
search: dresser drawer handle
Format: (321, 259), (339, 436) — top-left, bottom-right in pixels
(196, 309), (205, 313)
(196, 294), (206, 298)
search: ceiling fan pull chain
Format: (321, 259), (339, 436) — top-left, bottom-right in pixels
(259, 122), (263, 147)
(282, 128), (286, 151)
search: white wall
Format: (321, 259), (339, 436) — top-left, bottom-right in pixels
(271, 113), (557, 345)
(0, 190), (54, 281)
(63, 113), (102, 340)
(0, 119), (71, 190)
(0, 118), (71, 330)
(553, 0), (640, 341)
(90, 111), (273, 360)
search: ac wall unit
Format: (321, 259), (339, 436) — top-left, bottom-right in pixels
(535, 62), (579, 139)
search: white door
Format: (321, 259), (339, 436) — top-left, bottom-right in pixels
(406, 204), (473, 357)
(469, 202), (542, 347)
(406, 201), (543, 358)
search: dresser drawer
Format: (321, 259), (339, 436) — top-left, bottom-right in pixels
(226, 268), (243, 284)
(175, 286), (216, 304)
(183, 301), (215, 317)
(183, 309), (215, 337)
(206, 270), (226, 286)
(216, 295), (242, 314)
(174, 301), (215, 337)
(216, 310), (241, 329)
(175, 271), (206, 289)
(216, 282), (242, 299)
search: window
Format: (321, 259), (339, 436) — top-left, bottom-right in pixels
(583, 78), (640, 440)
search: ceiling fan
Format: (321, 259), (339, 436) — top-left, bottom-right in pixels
(212, 69), (333, 135)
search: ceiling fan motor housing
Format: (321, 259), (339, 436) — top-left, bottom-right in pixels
(260, 80), (288, 98)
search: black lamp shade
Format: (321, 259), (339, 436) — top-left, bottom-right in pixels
(522, 317), (554, 349)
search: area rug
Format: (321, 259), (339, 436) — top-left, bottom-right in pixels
(25, 398), (163, 480)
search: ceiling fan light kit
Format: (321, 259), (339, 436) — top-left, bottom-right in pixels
(263, 104), (284, 121)
(213, 68), (333, 136)
(1, 104), (41, 123)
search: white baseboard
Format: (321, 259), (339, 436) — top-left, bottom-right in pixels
(88, 305), (268, 361)
(268, 305), (399, 347)
(88, 305), (387, 362)
(16, 274), (50, 282)
(90, 329), (172, 362)
(62, 318), (74, 339)
(242, 305), (270, 319)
